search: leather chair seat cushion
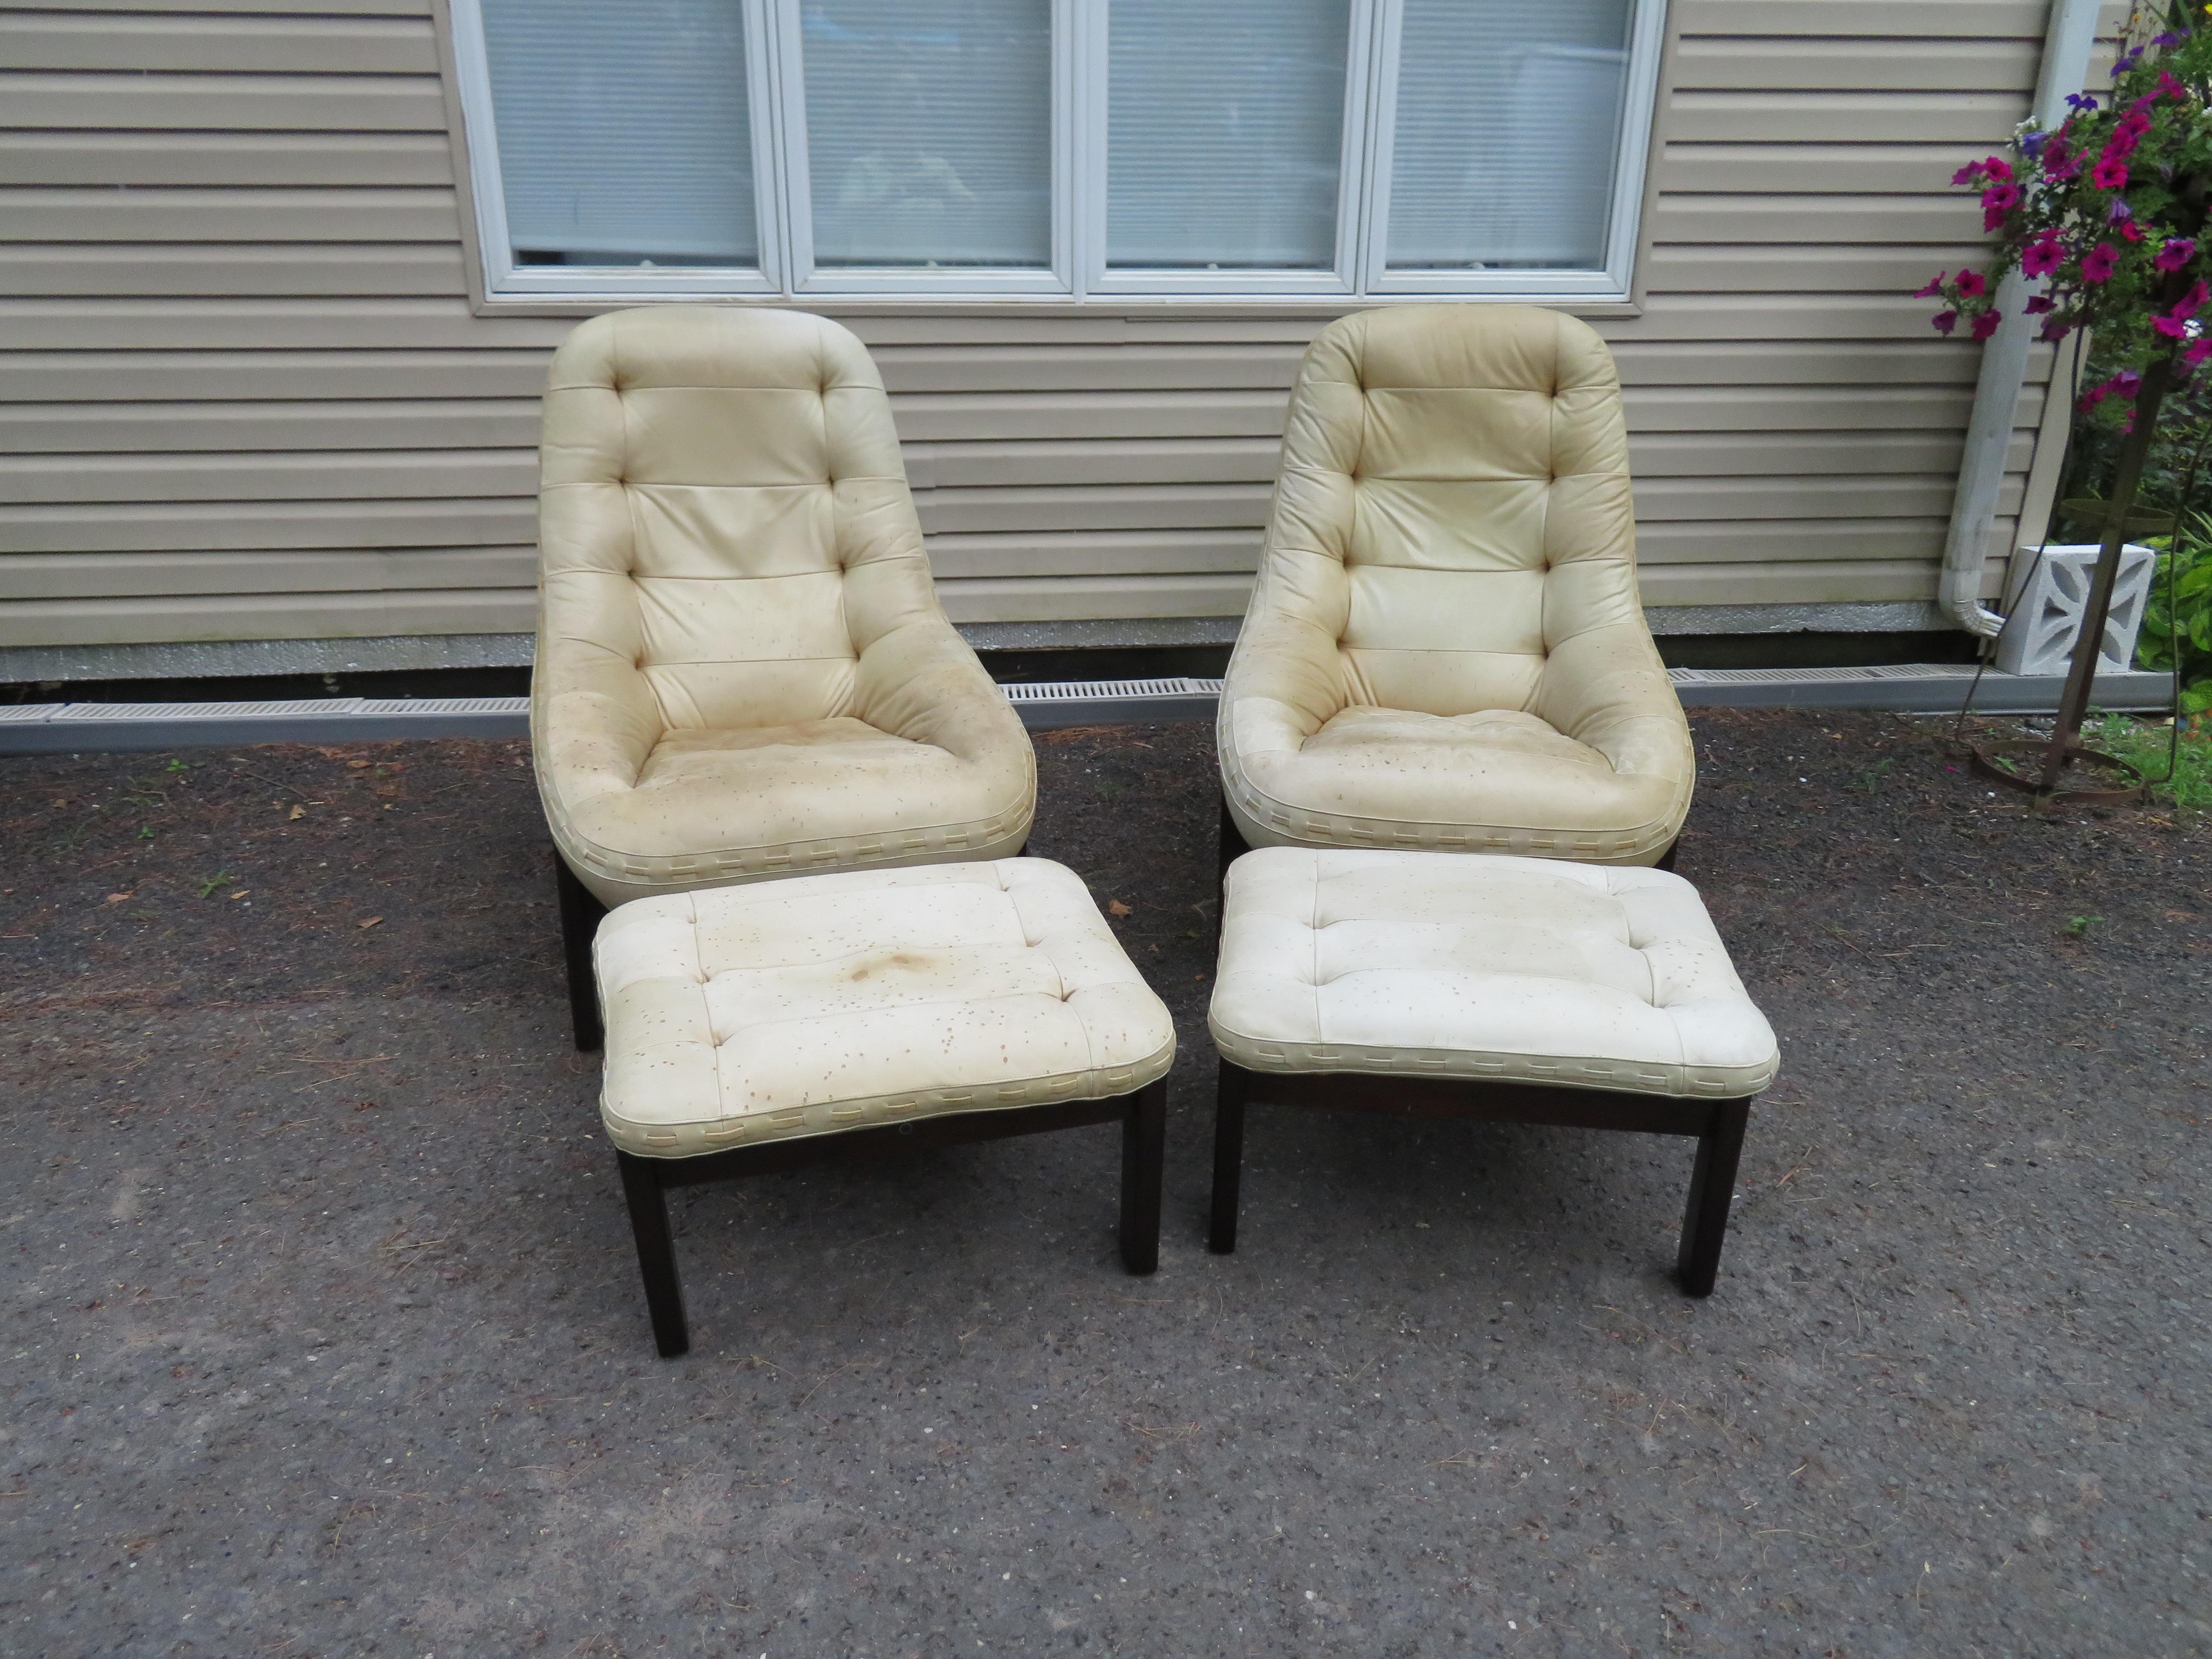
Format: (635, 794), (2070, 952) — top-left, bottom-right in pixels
(596, 859), (1177, 1156)
(1209, 848), (1778, 1099)
(1226, 701), (1686, 861)
(548, 714), (1030, 895)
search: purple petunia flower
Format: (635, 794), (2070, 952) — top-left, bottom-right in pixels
(1914, 273), (1947, 297)
(2107, 195), (2134, 223)
(2040, 317), (2071, 342)
(1970, 311), (2001, 341)
(2157, 237), (2197, 270)
(2022, 130), (2049, 159)
(1931, 311), (1959, 335)
(2024, 294), (2055, 314)
(2065, 92), (2099, 113)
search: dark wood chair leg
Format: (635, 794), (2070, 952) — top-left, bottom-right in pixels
(1217, 793), (1250, 886)
(554, 853), (608, 1053)
(616, 1151), (690, 1357)
(1654, 838), (1680, 873)
(1118, 1077), (1167, 1275)
(1208, 1059), (1249, 1254)
(1676, 1097), (1750, 1297)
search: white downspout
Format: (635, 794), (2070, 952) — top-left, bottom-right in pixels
(1939, 0), (2104, 636)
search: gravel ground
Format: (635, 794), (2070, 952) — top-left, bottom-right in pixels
(1, 710), (2207, 1658)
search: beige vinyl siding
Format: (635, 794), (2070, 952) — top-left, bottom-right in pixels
(0, 0), (2065, 652)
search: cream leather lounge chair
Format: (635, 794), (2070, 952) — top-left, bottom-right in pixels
(532, 306), (1036, 1048)
(1216, 304), (1694, 871)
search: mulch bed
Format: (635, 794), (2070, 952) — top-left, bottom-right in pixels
(0, 709), (2204, 1657)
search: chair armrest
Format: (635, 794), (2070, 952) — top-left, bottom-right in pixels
(1532, 625), (1694, 788)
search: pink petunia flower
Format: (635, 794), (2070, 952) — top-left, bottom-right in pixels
(1914, 273), (1947, 298)
(1955, 269), (1988, 297)
(2091, 156), (2129, 189)
(2022, 235), (2065, 276)
(1931, 311), (1959, 335)
(2187, 338), (2212, 367)
(1970, 311), (2001, 341)
(2045, 146), (2081, 182)
(2154, 277), (2211, 336)
(2024, 294), (2055, 314)
(2122, 219), (2145, 242)
(2040, 317), (2071, 342)
(2157, 237), (2197, 270)
(2081, 242), (2119, 283)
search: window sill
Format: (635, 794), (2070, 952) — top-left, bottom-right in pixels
(466, 290), (1646, 323)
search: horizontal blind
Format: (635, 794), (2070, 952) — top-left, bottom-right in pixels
(1106, 0), (1349, 270)
(480, 0), (758, 265)
(799, 0), (1052, 268)
(1384, 0), (1630, 271)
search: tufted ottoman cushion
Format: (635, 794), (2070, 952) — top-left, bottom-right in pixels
(597, 858), (1176, 1156)
(595, 857), (1177, 1356)
(1205, 847), (1778, 1296)
(1209, 847), (1777, 1097)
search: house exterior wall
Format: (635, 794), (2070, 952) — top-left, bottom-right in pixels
(0, 0), (2076, 662)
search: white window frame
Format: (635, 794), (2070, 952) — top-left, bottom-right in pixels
(770, 0), (1077, 296)
(1354, 0), (1668, 300)
(451, 0), (1662, 306)
(448, 0), (786, 297)
(1073, 0), (1380, 299)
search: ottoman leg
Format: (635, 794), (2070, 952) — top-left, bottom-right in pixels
(1208, 1060), (1249, 1255)
(1676, 1098), (1750, 1297)
(1118, 1077), (1167, 1275)
(554, 853), (608, 1053)
(616, 1151), (690, 1357)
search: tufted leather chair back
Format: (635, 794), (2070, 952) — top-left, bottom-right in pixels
(1266, 303), (1639, 717)
(537, 306), (943, 736)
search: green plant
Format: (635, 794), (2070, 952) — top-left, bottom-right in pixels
(2086, 710), (2212, 807)
(2134, 516), (2212, 711)
(1846, 757), (1897, 793)
(197, 870), (236, 898)
(2065, 914), (2104, 934)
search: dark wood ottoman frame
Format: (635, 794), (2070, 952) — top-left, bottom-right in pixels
(616, 1079), (1167, 1357)
(1207, 1060), (1751, 1296)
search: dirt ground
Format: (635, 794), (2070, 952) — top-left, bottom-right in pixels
(1, 709), (2206, 1658)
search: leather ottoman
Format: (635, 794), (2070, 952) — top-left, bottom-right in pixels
(593, 858), (1176, 1355)
(1206, 847), (1779, 1295)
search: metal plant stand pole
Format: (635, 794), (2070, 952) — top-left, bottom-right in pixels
(2043, 353), (2169, 793)
(1974, 352), (2170, 808)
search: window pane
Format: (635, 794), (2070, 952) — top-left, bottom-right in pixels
(800, 0), (1052, 268)
(1385, 0), (1631, 271)
(1106, 0), (1348, 270)
(481, 0), (757, 267)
